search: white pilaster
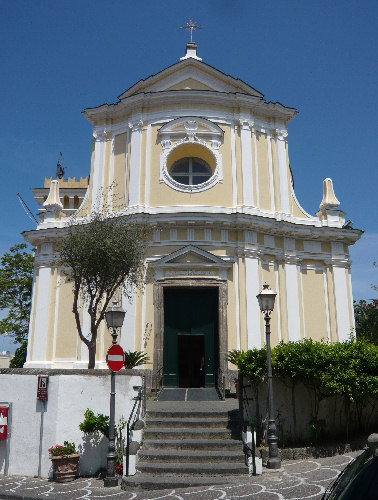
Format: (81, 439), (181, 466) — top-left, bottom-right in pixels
(284, 262), (301, 341)
(332, 266), (351, 341)
(119, 291), (136, 351)
(107, 136), (115, 210)
(240, 120), (254, 206)
(245, 256), (261, 349)
(128, 120), (143, 207)
(274, 262), (282, 342)
(252, 127), (260, 208)
(284, 237), (301, 341)
(80, 297), (91, 365)
(266, 130), (275, 212)
(52, 268), (61, 362)
(231, 121), (237, 207)
(234, 259), (240, 350)
(323, 269), (331, 342)
(274, 129), (290, 214)
(145, 123), (151, 207)
(91, 128), (107, 211)
(29, 266), (51, 363)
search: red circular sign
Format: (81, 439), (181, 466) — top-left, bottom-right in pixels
(106, 344), (125, 372)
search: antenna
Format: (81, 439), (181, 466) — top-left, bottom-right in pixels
(17, 193), (38, 224)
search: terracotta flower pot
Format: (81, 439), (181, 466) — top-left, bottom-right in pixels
(51, 454), (80, 483)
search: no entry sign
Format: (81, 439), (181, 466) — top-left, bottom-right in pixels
(106, 345), (125, 372)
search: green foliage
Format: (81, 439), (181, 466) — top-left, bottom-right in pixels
(49, 441), (76, 457)
(124, 350), (150, 369)
(225, 349), (243, 367)
(9, 341), (27, 368)
(232, 347), (267, 386)
(0, 244), (34, 344)
(354, 299), (378, 345)
(231, 338), (378, 442)
(321, 339), (378, 406)
(59, 212), (147, 368)
(273, 339), (328, 385)
(79, 409), (109, 438)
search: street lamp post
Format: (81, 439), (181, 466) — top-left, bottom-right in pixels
(256, 283), (281, 470)
(103, 304), (126, 487)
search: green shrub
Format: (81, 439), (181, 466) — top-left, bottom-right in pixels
(123, 350), (150, 369)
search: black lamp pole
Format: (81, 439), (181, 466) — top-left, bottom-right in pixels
(264, 311), (281, 469)
(104, 305), (125, 487)
(104, 327), (118, 486)
(257, 283), (281, 470)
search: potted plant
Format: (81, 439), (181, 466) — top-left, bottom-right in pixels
(48, 441), (80, 483)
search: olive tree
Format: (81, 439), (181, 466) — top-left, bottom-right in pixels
(60, 213), (147, 369)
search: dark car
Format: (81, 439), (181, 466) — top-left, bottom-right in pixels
(322, 434), (378, 500)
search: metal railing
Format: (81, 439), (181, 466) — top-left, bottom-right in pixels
(241, 377), (257, 475)
(124, 376), (145, 476)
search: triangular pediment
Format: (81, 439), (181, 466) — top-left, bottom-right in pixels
(118, 59), (263, 99)
(150, 245), (232, 268)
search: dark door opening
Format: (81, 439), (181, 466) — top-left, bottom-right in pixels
(178, 334), (205, 388)
(163, 287), (219, 388)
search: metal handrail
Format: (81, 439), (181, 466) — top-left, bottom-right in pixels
(241, 379), (257, 475)
(243, 421), (257, 475)
(124, 381), (144, 477)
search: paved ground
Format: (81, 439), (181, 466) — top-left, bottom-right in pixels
(0, 451), (360, 500)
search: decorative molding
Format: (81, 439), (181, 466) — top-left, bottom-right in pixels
(158, 116), (224, 193)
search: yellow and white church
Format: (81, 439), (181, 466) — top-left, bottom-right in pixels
(23, 41), (362, 388)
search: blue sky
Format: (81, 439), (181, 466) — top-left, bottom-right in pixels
(0, 1), (377, 352)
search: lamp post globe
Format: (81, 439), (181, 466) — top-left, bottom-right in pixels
(256, 283), (281, 470)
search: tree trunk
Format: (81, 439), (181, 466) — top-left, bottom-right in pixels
(88, 344), (96, 369)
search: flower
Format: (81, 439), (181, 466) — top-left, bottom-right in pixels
(49, 441), (77, 457)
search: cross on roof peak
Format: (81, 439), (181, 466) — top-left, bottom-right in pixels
(180, 18), (202, 43)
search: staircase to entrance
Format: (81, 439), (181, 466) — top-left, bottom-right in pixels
(122, 389), (247, 490)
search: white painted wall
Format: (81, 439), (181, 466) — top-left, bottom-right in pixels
(0, 371), (143, 478)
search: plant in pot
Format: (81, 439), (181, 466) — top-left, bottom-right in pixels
(48, 441), (80, 483)
(123, 350), (150, 369)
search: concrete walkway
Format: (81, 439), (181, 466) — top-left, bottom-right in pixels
(0, 451), (361, 500)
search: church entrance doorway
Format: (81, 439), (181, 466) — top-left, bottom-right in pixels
(163, 287), (219, 388)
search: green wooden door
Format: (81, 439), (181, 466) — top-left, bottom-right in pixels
(163, 288), (218, 388)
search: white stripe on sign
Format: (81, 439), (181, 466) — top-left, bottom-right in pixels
(108, 355), (124, 362)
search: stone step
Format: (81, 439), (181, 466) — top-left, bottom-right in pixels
(122, 474), (236, 490)
(139, 449), (244, 463)
(143, 427), (239, 440)
(146, 417), (232, 428)
(137, 462), (248, 475)
(147, 410), (237, 419)
(142, 438), (242, 451)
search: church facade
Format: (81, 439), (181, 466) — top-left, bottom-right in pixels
(23, 43), (362, 388)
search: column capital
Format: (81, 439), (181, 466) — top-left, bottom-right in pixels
(238, 119), (254, 131)
(129, 119), (143, 132)
(272, 128), (288, 141)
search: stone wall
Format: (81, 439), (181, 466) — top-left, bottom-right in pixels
(241, 375), (377, 446)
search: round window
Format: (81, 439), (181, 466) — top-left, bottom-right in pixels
(169, 157), (212, 186)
